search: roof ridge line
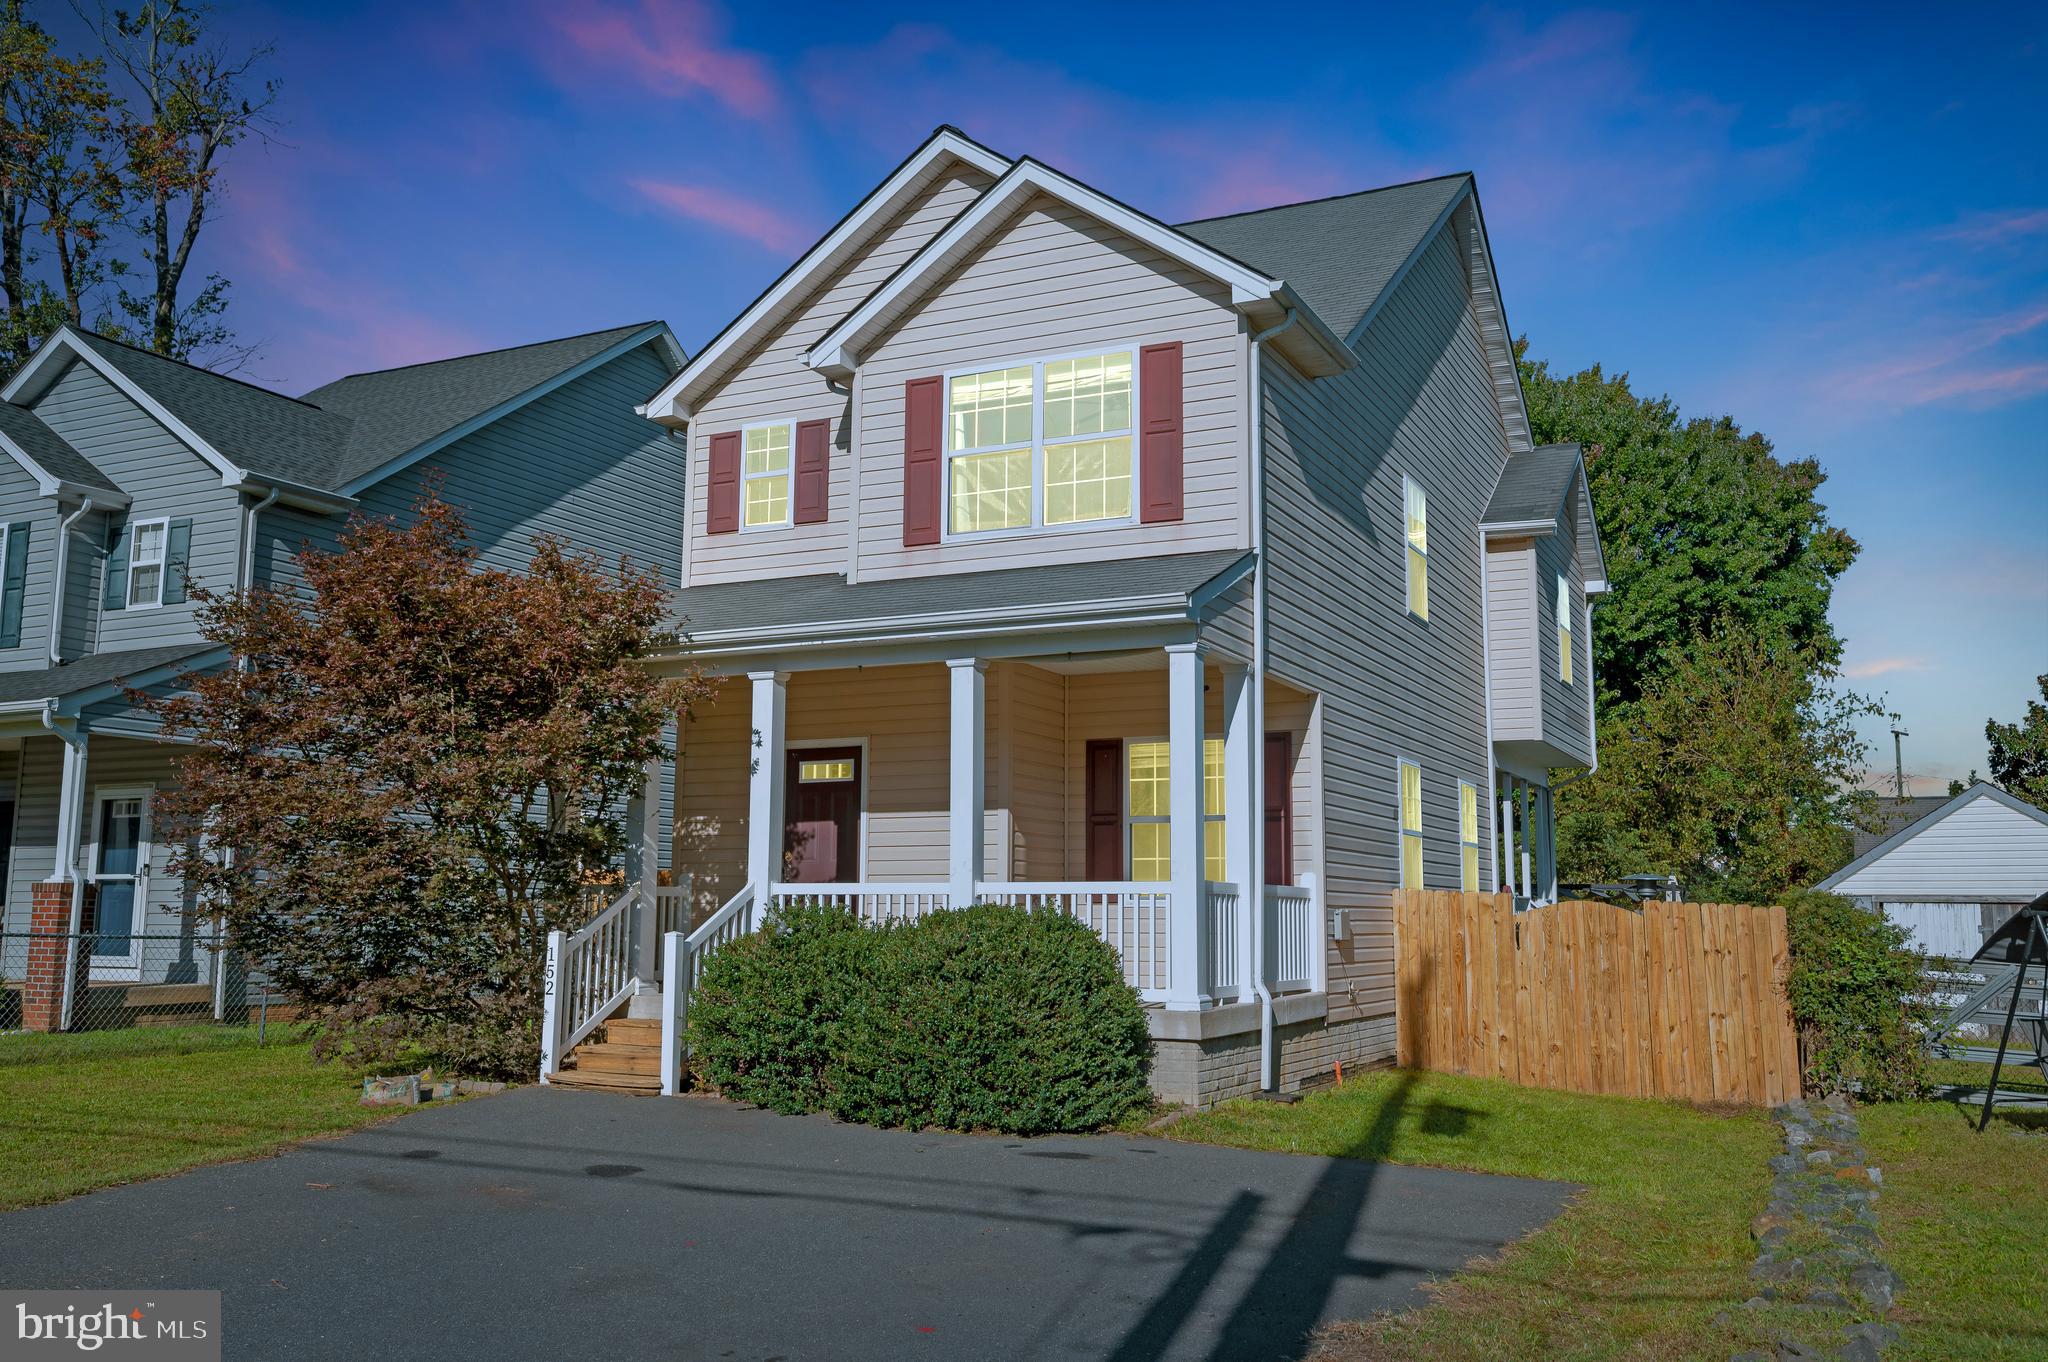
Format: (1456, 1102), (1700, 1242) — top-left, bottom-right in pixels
(315, 321), (663, 386)
(70, 327), (333, 412)
(1175, 171), (1474, 227)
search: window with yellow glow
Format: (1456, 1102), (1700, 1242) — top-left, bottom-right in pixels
(1558, 573), (1573, 684)
(798, 760), (854, 782)
(1403, 476), (1428, 620)
(947, 351), (1135, 535)
(742, 424), (791, 528)
(1459, 780), (1481, 892)
(1125, 737), (1228, 882)
(1399, 759), (1423, 890)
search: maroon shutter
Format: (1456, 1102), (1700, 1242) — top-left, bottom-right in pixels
(1085, 739), (1124, 880)
(1263, 731), (1293, 886)
(793, 418), (831, 525)
(1138, 341), (1184, 523)
(705, 431), (741, 534)
(902, 376), (943, 546)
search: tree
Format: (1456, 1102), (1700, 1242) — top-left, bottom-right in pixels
(86, 0), (276, 363)
(0, 0), (120, 368)
(1986, 675), (2048, 812)
(1518, 341), (1861, 712)
(1555, 630), (1883, 904)
(144, 493), (710, 1077)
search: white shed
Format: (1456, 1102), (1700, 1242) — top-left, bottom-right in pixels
(1816, 783), (2048, 960)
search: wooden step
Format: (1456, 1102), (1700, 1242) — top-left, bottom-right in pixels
(574, 1045), (661, 1076)
(600, 1018), (662, 1044)
(548, 1065), (662, 1094)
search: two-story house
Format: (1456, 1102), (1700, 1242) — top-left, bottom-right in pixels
(546, 128), (1606, 1107)
(1, 322), (685, 1030)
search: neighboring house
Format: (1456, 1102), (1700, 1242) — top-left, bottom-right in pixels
(0, 322), (685, 1030)
(556, 127), (1607, 1105)
(1816, 782), (2048, 960)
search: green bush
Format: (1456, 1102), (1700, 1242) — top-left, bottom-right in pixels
(690, 902), (1152, 1134)
(1782, 890), (1936, 1100)
(686, 899), (868, 1113)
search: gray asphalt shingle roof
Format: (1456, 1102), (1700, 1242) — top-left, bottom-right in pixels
(667, 549), (1250, 638)
(0, 641), (220, 705)
(300, 322), (665, 489)
(1482, 442), (1582, 527)
(1176, 174), (1471, 340)
(1853, 796), (1951, 859)
(71, 330), (352, 488)
(0, 401), (119, 493)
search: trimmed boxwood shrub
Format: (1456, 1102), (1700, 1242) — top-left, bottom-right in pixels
(689, 901), (1152, 1134)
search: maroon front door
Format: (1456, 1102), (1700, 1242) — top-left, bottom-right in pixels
(783, 747), (861, 883)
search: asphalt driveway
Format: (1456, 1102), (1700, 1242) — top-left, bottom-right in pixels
(1, 1087), (1571, 1361)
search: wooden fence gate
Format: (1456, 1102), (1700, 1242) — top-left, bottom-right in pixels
(1394, 890), (1802, 1106)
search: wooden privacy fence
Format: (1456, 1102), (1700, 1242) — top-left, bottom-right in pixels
(1394, 890), (1802, 1106)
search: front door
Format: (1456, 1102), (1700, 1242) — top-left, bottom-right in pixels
(87, 790), (150, 981)
(783, 748), (861, 883)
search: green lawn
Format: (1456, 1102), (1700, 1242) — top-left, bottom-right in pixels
(0, 1025), (400, 1211)
(1164, 1067), (2047, 1361)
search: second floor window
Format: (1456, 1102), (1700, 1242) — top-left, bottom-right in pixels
(1403, 476), (1428, 620)
(743, 424), (792, 528)
(948, 350), (1134, 536)
(128, 517), (168, 608)
(1558, 573), (1574, 684)
(1399, 759), (1423, 889)
(1459, 780), (1481, 892)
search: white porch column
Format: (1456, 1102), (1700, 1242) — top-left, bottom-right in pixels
(745, 671), (788, 929)
(1499, 787), (1514, 895)
(1518, 781), (1533, 900)
(947, 658), (986, 908)
(50, 728), (88, 884)
(628, 753), (662, 989)
(1219, 662), (1254, 1002)
(1165, 644), (1208, 1009)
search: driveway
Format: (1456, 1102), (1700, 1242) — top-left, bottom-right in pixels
(1, 1087), (1571, 1361)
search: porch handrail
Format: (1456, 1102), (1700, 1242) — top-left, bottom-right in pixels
(539, 881), (638, 1082)
(659, 881), (757, 1095)
(1204, 880), (1243, 1001)
(766, 881), (954, 925)
(975, 880), (1172, 998)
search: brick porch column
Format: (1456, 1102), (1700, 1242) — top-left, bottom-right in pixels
(21, 882), (74, 1031)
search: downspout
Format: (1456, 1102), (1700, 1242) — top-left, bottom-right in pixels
(239, 488), (279, 592)
(1247, 307), (1297, 1093)
(47, 498), (95, 667)
(1477, 532), (1499, 890)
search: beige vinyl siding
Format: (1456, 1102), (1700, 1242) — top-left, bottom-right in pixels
(1535, 516), (1593, 765)
(684, 164), (995, 586)
(1261, 205), (1507, 1024)
(1485, 538), (1538, 739)
(1830, 794), (2048, 900)
(28, 358), (241, 654)
(856, 193), (1248, 582)
(1006, 662), (1066, 879)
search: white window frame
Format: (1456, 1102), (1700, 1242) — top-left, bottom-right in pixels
(1122, 735), (1226, 883)
(1402, 476), (1428, 622)
(1458, 780), (1482, 893)
(1557, 572), (1573, 685)
(0, 522), (11, 623)
(1397, 758), (1424, 891)
(127, 516), (169, 610)
(940, 343), (1142, 543)
(738, 421), (794, 532)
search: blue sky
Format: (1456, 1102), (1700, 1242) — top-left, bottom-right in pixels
(71, 1), (2048, 790)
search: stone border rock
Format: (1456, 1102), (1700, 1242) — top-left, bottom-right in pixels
(1731, 1096), (1902, 1362)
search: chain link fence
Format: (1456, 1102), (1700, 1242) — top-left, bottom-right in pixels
(1, 930), (298, 1034)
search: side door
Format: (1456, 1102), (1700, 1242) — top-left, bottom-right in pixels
(86, 788), (151, 982)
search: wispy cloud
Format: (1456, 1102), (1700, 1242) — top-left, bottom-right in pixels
(629, 177), (810, 253)
(528, 0), (777, 118)
(1846, 656), (1931, 679)
(1812, 299), (2048, 409)
(1938, 208), (2048, 245)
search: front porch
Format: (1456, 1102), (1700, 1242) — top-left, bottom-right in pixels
(542, 644), (1335, 1100)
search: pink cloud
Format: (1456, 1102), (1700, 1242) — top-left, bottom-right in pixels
(1807, 299), (2048, 410)
(1845, 656), (1930, 679)
(531, 0), (776, 119)
(629, 177), (810, 253)
(1939, 208), (2048, 245)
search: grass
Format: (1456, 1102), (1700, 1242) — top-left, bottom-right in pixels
(1163, 1066), (2048, 1360)
(0, 1024), (401, 1211)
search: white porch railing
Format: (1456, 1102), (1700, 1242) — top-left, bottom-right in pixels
(658, 882), (757, 1095)
(1268, 877), (1319, 993)
(1204, 881), (1242, 1000)
(539, 882), (638, 1083)
(654, 881), (693, 940)
(976, 881), (1173, 998)
(765, 882), (955, 925)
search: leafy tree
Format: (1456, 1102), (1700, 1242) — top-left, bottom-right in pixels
(1518, 341), (1860, 712)
(144, 493), (709, 1077)
(1986, 675), (2048, 811)
(84, 0), (277, 364)
(1555, 630), (1882, 904)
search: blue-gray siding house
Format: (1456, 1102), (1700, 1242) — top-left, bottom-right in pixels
(0, 322), (683, 1017)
